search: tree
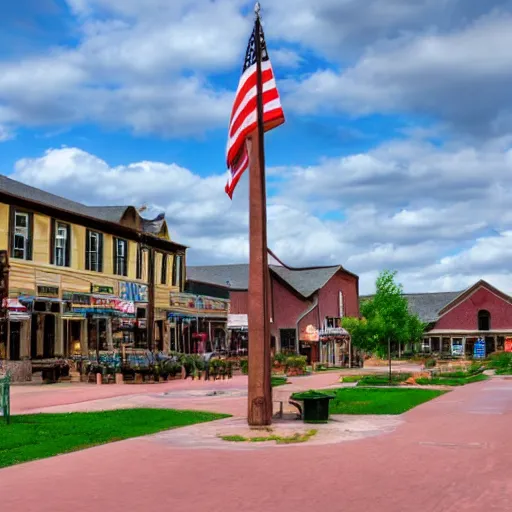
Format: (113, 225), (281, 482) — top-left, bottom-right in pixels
(359, 270), (425, 379)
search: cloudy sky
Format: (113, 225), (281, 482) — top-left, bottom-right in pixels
(2, 0), (512, 294)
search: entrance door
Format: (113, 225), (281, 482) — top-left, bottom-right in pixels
(9, 322), (21, 360)
(43, 315), (55, 358)
(31, 314), (39, 358)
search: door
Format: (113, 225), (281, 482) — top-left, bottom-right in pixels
(31, 314), (39, 358)
(9, 322), (21, 361)
(43, 315), (55, 358)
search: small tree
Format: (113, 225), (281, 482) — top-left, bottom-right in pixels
(361, 270), (425, 380)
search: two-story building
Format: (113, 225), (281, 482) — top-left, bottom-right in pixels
(0, 174), (186, 377)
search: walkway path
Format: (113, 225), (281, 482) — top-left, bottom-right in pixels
(3, 376), (511, 511)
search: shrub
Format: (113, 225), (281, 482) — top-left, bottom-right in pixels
(240, 358), (249, 375)
(424, 358), (437, 369)
(358, 373), (411, 386)
(487, 352), (512, 374)
(285, 355), (307, 371)
(273, 353), (287, 365)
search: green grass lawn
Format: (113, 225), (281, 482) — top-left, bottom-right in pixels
(326, 388), (446, 415)
(0, 408), (228, 469)
(271, 376), (289, 387)
(415, 374), (488, 387)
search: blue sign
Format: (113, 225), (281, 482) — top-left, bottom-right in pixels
(119, 282), (148, 302)
(474, 337), (486, 359)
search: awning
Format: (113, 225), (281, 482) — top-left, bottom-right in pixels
(319, 327), (350, 340)
(228, 314), (248, 329)
(3, 298), (27, 312)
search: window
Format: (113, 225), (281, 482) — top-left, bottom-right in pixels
(51, 220), (71, 267)
(339, 291), (344, 318)
(161, 253), (168, 284)
(172, 254), (182, 288)
(11, 210), (32, 260)
(136, 244), (143, 280)
(478, 310), (491, 331)
(280, 329), (297, 353)
(86, 230), (103, 272)
(114, 238), (128, 276)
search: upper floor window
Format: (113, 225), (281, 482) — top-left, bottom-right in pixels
(86, 230), (103, 272)
(11, 209), (33, 260)
(136, 244), (143, 280)
(172, 254), (183, 289)
(161, 253), (168, 284)
(114, 238), (128, 276)
(51, 220), (71, 267)
(478, 310), (491, 331)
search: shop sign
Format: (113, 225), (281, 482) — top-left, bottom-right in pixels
(91, 284), (114, 295)
(62, 292), (91, 306)
(119, 282), (148, 302)
(170, 292), (229, 312)
(473, 337), (486, 359)
(301, 324), (319, 342)
(90, 296), (135, 314)
(37, 285), (59, 298)
(452, 341), (464, 356)
(227, 314), (248, 329)
(505, 337), (512, 353)
(137, 319), (147, 329)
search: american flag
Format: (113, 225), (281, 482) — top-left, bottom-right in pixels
(225, 21), (285, 198)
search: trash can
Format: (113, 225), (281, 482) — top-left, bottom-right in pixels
(0, 373), (11, 424)
(291, 390), (335, 423)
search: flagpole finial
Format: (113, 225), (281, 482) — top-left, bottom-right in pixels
(254, 2), (261, 18)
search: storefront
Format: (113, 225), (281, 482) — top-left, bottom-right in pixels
(318, 327), (352, 367)
(169, 293), (229, 354)
(227, 314), (248, 355)
(119, 281), (149, 349)
(3, 298), (31, 360)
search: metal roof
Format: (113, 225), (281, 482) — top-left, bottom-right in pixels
(187, 263), (345, 298)
(360, 291), (462, 323)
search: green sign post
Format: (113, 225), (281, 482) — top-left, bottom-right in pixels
(0, 373), (10, 424)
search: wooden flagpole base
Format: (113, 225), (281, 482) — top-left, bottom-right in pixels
(247, 128), (272, 426)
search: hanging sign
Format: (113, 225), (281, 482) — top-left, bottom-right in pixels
(301, 324), (319, 342)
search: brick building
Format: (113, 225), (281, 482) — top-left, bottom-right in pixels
(187, 261), (359, 365)
(403, 280), (512, 356)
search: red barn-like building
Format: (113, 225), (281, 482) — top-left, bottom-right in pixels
(187, 262), (359, 365)
(404, 280), (512, 356)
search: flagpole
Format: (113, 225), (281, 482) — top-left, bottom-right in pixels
(247, 1), (272, 426)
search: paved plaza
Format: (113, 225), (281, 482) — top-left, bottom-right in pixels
(2, 372), (512, 511)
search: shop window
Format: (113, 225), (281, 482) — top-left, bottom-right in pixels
(136, 244), (143, 280)
(86, 230), (103, 272)
(478, 310), (491, 331)
(136, 307), (146, 319)
(161, 254), (168, 284)
(325, 317), (342, 328)
(114, 238), (128, 276)
(280, 329), (296, 353)
(10, 209), (33, 260)
(51, 220), (71, 267)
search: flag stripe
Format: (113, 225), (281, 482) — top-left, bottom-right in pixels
(225, 23), (285, 199)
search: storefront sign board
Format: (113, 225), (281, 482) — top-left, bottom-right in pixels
(37, 285), (59, 298)
(119, 282), (149, 302)
(91, 285), (114, 295)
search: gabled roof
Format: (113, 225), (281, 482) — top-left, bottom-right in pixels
(187, 263), (353, 299)
(360, 291), (462, 323)
(437, 279), (512, 316)
(0, 174), (182, 246)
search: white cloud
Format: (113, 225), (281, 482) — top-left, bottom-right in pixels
(283, 12), (512, 135)
(10, 140), (512, 296)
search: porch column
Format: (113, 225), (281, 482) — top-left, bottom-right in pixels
(494, 336), (498, 354)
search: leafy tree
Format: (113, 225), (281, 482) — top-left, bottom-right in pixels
(357, 270), (425, 378)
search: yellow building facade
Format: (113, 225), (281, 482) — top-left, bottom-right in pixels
(0, 177), (186, 374)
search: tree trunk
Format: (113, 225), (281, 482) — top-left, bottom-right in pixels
(388, 337), (392, 383)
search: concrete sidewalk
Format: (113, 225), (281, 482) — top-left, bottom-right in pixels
(2, 377), (511, 511)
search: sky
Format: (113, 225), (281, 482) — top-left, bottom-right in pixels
(2, 0), (512, 295)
